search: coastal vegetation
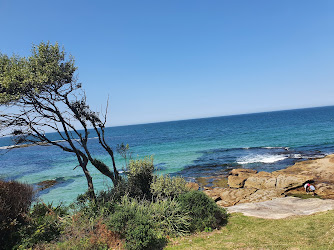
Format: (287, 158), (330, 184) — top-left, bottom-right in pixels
(0, 158), (227, 249)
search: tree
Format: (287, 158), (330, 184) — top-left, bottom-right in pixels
(0, 42), (120, 200)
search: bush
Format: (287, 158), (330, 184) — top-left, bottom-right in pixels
(149, 198), (191, 237)
(177, 191), (227, 232)
(151, 174), (189, 199)
(107, 196), (167, 250)
(72, 191), (103, 218)
(0, 180), (34, 249)
(97, 178), (128, 204)
(16, 203), (68, 249)
(88, 220), (123, 249)
(127, 156), (154, 200)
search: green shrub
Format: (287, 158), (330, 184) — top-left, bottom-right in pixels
(177, 191), (227, 232)
(151, 174), (189, 199)
(107, 196), (167, 250)
(125, 218), (163, 250)
(16, 203), (68, 249)
(0, 180), (34, 249)
(72, 192), (103, 219)
(97, 178), (128, 204)
(127, 156), (154, 200)
(149, 198), (191, 237)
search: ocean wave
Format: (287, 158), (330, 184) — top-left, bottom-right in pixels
(237, 154), (288, 164)
(0, 145), (15, 150)
(200, 146), (290, 154)
(291, 153), (303, 159)
(262, 146), (290, 150)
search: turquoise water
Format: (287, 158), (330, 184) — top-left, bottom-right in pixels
(1, 106), (334, 205)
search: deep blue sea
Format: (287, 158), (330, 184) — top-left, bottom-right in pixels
(1, 106), (334, 205)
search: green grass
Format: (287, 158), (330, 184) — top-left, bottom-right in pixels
(286, 193), (322, 199)
(166, 210), (334, 249)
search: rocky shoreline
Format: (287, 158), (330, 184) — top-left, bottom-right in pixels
(203, 154), (334, 207)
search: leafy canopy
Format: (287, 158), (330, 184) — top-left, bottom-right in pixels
(0, 42), (76, 104)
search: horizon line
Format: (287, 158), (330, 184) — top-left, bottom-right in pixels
(108, 104), (334, 129)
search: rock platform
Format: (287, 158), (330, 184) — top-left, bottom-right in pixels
(203, 154), (334, 218)
(226, 196), (334, 219)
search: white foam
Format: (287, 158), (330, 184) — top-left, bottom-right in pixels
(262, 146), (290, 150)
(237, 154), (287, 164)
(291, 154), (303, 158)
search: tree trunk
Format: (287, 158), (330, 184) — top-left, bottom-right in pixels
(82, 164), (96, 201)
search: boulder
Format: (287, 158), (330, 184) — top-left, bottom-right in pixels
(275, 174), (312, 190)
(315, 183), (334, 199)
(239, 188), (285, 204)
(243, 172), (312, 190)
(228, 168), (258, 188)
(244, 172), (276, 189)
(36, 179), (58, 191)
(230, 168), (257, 178)
(228, 175), (247, 188)
(206, 187), (257, 207)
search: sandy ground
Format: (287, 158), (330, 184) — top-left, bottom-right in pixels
(226, 196), (334, 219)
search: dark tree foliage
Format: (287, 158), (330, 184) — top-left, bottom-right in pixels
(0, 180), (34, 248)
(0, 42), (120, 200)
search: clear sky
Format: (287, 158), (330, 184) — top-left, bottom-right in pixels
(1, 0), (333, 126)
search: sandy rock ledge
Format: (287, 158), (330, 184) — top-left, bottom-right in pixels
(204, 155), (334, 211)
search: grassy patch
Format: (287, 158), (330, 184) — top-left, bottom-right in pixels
(166, 210), (334, 249)
(286, 193), (322, 199)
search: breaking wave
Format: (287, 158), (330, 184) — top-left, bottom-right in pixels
(237, 154), (288, 164)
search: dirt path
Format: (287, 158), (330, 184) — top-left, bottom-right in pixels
(226, 196), (334, 219)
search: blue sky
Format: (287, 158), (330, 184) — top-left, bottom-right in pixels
(1, 0), (333, 126)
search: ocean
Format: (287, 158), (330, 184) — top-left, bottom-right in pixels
(1, 106), (334, 205)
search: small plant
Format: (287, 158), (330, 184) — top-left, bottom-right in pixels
(204, 226), (213, 232)
(127, 156), (154, 199)
(117, 143), (131, 170)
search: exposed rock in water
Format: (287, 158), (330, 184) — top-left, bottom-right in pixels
(36, 179), (58, 191)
